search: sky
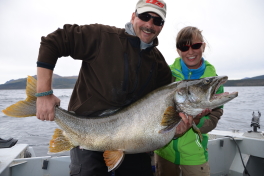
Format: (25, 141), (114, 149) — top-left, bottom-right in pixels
(0, 0), (263, 84)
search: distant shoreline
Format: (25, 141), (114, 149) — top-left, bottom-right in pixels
(0, 74), (263, 90)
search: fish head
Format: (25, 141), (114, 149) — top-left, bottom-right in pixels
(174, 76), (238, 116)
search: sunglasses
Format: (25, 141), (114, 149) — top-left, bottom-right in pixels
(136, 12), (164, 26)
(178, 43), (204, 52)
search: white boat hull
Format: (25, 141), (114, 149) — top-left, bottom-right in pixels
(1, 130), (264, 176)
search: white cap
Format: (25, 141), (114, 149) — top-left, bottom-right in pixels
(136, 0), (167, 21)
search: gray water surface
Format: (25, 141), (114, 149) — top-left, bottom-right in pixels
(0, 87), (263, 156)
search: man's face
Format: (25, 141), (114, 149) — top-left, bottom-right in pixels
(131, 12), (163, 44)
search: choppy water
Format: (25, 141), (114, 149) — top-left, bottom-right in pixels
(0, 87), (263, 156)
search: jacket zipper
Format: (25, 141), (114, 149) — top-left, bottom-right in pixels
(188, 71), (192, 79)
(123, 53), (129, 91)
(123, 50), (155, 106)
(135, 61), (155, 98)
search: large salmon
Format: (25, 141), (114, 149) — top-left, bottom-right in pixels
(2, 75), (237, 171)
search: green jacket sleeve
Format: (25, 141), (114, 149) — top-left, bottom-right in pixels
(198, 108), (223, 133)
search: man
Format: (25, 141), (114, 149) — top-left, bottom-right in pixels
(35, 0), (193, 175)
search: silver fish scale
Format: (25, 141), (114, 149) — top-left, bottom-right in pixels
(53, 83), (179, 153)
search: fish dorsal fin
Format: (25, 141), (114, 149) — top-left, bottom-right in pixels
(103, 150), (125, 172)
(48, 128), (74, 153)
(159, 106), (181, 134)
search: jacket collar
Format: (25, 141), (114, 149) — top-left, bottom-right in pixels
(180, 58), (205, 79)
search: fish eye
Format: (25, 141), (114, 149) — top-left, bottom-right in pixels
(203, 79), (210, 84)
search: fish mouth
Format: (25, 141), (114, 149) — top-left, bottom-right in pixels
(210, 76), (238, 101)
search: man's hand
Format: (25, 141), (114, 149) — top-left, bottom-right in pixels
(174, 112), (193, 138)
(193, 108), (212, 124)
(36, 94), (60, 121)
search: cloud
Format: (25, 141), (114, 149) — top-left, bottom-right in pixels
(0, 0), (263, 84)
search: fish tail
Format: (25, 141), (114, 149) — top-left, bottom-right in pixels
(2, 76), (37, 117)
(192, 122), (203, 142)
(49, 128), (74, 153)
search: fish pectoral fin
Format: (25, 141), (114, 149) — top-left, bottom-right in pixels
(159, 106), (181, 134)
(103, 150), (125, 172)
(192, 122), (203, 142)
(49, 128), (74, 153)
(161, 106), (179, 126)
(159, 121), (180, 134)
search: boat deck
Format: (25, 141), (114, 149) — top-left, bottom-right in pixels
(0, 144), (29, 175)
(208, 130), (264, 176)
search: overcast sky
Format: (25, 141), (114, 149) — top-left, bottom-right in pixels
(0, 0), (263, 84)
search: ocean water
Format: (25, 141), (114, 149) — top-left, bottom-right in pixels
(0, 87), (263, 156)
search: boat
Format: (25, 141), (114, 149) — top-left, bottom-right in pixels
(208, 129), (264, 176)
(1, 117), (263, 176)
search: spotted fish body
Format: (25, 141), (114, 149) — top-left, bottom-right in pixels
(53, 84), (178, 153)
(2, 75), (238, 171)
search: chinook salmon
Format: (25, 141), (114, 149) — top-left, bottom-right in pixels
(2, 75), (237, 171)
